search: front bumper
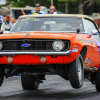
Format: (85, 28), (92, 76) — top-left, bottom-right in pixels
(0, 50), (78, 65)
(0, 50), (72, 56)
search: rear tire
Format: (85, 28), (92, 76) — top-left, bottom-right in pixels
(95, 71), (100, 92)
(69, 54), (84, 88)
(0, 67), (4, 87)
(21, 74), (40, 90)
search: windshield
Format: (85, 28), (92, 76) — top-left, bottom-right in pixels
(11, 17), (85, 33)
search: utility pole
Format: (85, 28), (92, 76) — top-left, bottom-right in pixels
(65, 1), (68, 14)
(51, 0), (53, 6)
(79, 0), (83, 14)
(34, 0), (36, 5)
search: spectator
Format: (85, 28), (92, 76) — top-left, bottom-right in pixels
(0, 15), (2, 30)
(9, 18), (16, 29)
(50, 6), (57, 14)
(21, 3), (44, 15)
(3, 15), (9, 26)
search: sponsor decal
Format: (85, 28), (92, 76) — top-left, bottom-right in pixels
(21, 18), (30, 22)
(84, 66), (98, 71)
(82, 39), (94, 44)
(77, 36), (94, 44)
(73, 45), (78, 48)
(31, 18), (34, 20)
(83, 63), (87, 68)
(31, 18), (40, 21)
(72, 49), (78, 52)
(76, 35), (81, 39)
(88, 67), (98, 71)
(24, 34), (30, 37)
(78, 39), (83, 44)
(84, 66), (89, 70)
(83, 58), (92, 67)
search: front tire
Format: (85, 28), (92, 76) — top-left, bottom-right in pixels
(69, 54), (84, 88)
(95, 71), (100, 92)
(21, 74), (40, 90)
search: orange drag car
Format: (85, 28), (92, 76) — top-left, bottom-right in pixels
(0, 14), (100, 91)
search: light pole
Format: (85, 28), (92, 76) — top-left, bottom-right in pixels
(51, 0), (53, 6)
(34, 0), (36, 5)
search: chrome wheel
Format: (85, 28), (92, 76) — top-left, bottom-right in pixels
(69, 54), (84, 88)
(78, 60), (82, 85)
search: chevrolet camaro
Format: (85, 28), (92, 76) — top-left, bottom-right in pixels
(0, 14), (100, 91)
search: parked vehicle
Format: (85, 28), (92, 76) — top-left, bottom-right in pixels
(0, 14), (100, 91)
(10, 6), (48, 20)
(0, 16), (10, 34)
(90, 13), (100, 29)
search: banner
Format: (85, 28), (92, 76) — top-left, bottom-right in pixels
(0, 0), (6, 5)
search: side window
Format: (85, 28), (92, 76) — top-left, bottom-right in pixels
(85, 19), (97, 35)
(85, 19), (100, 43)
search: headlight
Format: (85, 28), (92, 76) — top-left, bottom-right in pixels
(52, 40), (65, 51)
(0, 41), (3, 50)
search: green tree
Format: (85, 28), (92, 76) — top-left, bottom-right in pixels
(6, 0), (100, 14)
(6, 0), (51, 7)
(82, 0), (100, 15)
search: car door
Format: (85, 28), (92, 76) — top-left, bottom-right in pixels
(1, 16), (10, 31)
(83, 18), (100, 70)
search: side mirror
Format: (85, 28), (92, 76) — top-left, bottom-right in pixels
(91, 30), (98, 35)
(76, 28), (80, 33)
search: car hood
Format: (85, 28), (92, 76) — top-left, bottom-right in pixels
(0, 32), (77, 40)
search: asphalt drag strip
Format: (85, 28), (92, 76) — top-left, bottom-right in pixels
(0, 75), (100, 100)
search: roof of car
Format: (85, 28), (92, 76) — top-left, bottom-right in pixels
(19, 14), (93, 20)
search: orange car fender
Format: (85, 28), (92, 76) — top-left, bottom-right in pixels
(63, 35), (85, 64)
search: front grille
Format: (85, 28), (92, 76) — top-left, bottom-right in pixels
(2, 40), (53, 51)
(1, 39), (70, 51)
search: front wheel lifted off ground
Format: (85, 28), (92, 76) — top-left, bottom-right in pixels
(21, 74), (40, 90)
(69, 54), (84, 88)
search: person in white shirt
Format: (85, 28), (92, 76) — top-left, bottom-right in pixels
(50, 6), (57, 14)
(9, 18), (16, 29)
